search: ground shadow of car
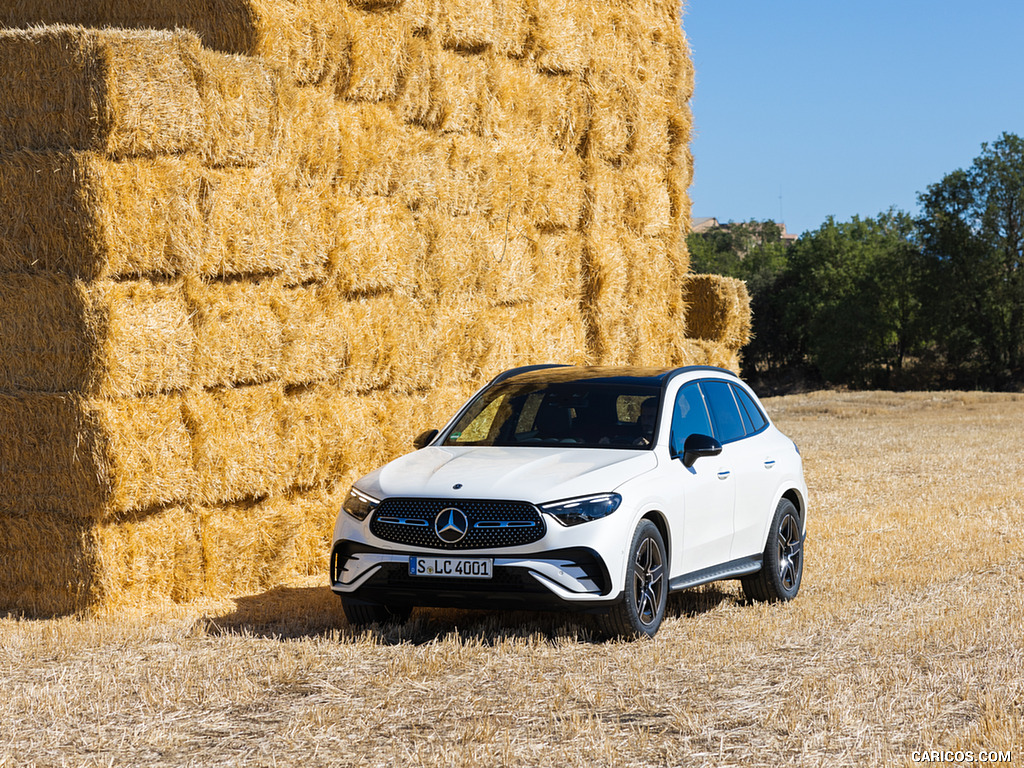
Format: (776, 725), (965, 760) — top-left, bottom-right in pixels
(198, 582), (742, 644)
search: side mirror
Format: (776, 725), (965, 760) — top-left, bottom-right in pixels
(413, 428), (439, 450)
(682, 433), (722, 468)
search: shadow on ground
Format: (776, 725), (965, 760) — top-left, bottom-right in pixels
(198, 580), (741, 645)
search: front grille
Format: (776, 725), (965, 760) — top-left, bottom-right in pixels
(370, 498), (545, 550)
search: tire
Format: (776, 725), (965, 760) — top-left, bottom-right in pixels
(340, 597), (413, 627)
(598, 520), (668, 639)
(741, 497), (804, 603)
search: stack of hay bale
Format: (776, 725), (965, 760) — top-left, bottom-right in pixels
(0, 0), (750, 615)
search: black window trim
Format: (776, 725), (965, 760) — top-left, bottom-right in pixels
(731, 382), (770, 437)
(699, 378), (767, 445)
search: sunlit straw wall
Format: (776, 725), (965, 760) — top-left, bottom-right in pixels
(0, 1), (748, 614)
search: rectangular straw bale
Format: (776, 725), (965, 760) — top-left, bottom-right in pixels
(0, 273), (94, 394)
(336, 101), (409, 197)
(585, 159), (626, 231)
(436, 47), (490, 135)
(365, 387), (435, 464)
(93, 505), (204, 611)
(402, 0), (439, 31)
(621, 234), (678, 367)
(581, 226), (630, 364)
(281, 384), (383, 490)
(536, 230), (584, 302)
(5, 277), (193, 400)
(184, 383), (286, 506)
(482, 217), (538, 306)
(344, 6), (413, 103)
(278, 85), (342, 183)
(94, 394), (197, 515)
(668, 108), (695, 230)
(396, 128), (445, 208)
(0, 394), (103, 517)
(340, 293), (433, 393)
(87, 278), (195, 397)
(274, 284), (351, 386)
(0, 26), (206, 158)
(0, 152), (203, 279)
(489, 59), (588, 152)
(276, 178), (333, 285)
(399, 33), (445, 130)
(430, 134), (496, 216)
(493, 0), (530, 58)
(0, 392), (193, 519)
(0, 511), (96, 616)
(489, 134), (536, 222)
(198, 165), (287, 277)
(481, 297), (589, 377)
(196, 47), (284, 168)
(418, 211), (492, 297)
(187, 277), (285, 389)
(285, 485), (348, 576)
(325, 194), (424, 296)
(587, 79), (635, 163)
(531, 144), (585, 230)
(198, 496), (303, 597)
(0, 0), (351, 90)
(623, 162), (673, 237)
(532, 0), (586, 75)
(673, 339), (741, 374)
(438, 0), (495, 52)
(682, 274), (753, 350)
(670, 28), (697, 103)
(426, 296), (492, 384)
(242, 0), (351, 89)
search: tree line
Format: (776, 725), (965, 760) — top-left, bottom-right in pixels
(688, 132), (1024, 391)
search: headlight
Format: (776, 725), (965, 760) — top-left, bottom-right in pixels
(343, 487), (379, 521)
(539, 493), (622, 527)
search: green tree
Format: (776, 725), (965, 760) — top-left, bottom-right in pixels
(918, 132), (1024, 382)
(783, 212), (925, 386)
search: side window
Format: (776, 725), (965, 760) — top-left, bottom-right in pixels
(733, 385), (768, 433)
(702, 380), (746, 443)
(670, 383), (714, 456)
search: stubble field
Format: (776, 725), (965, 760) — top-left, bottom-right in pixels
(1, 390), (1022, 767)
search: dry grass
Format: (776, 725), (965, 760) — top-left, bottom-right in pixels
(1, 390), (1021, 766)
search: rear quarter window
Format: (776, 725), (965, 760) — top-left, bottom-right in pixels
(733, 385), (768, 433)
(701, 380), (746, 443)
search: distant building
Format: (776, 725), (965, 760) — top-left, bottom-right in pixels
(692, 217), (798, 245)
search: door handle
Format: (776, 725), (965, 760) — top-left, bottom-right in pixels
(764, 458), (776, 469)
(717, 470), (731, 480)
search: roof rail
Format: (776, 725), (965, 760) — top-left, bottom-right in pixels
(487, 363), (569, 386)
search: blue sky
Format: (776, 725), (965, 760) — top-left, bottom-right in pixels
(683, 1), (1024, 236)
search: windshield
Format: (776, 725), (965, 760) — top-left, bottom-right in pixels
(442, 379), (663, 449)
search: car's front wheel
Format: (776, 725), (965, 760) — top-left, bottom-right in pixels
(340, 597), (413, 627)
(598, 519), (668, 639)
(741, 497), (804, 603)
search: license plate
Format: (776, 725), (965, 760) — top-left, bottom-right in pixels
(409, 556), (493, 579)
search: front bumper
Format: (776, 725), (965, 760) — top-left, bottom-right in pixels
(330, 542), (621, 613)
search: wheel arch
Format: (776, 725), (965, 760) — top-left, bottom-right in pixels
(640, 509), (671, 569)
(780, 488), (807, 530)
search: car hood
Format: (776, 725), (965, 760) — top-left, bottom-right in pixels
(357, 446), (658, 504)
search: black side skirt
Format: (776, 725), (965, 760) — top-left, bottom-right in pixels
(669, 555), (762, 592)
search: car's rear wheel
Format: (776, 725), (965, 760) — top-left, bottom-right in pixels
(340, 597), (413, 627)
(598, 520), (668, 639)
(741, 497), (803, 602)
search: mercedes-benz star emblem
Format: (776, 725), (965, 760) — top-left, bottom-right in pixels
(435, 507), (469, 544)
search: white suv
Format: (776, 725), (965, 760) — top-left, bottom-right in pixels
(330, 365), (808, 637)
